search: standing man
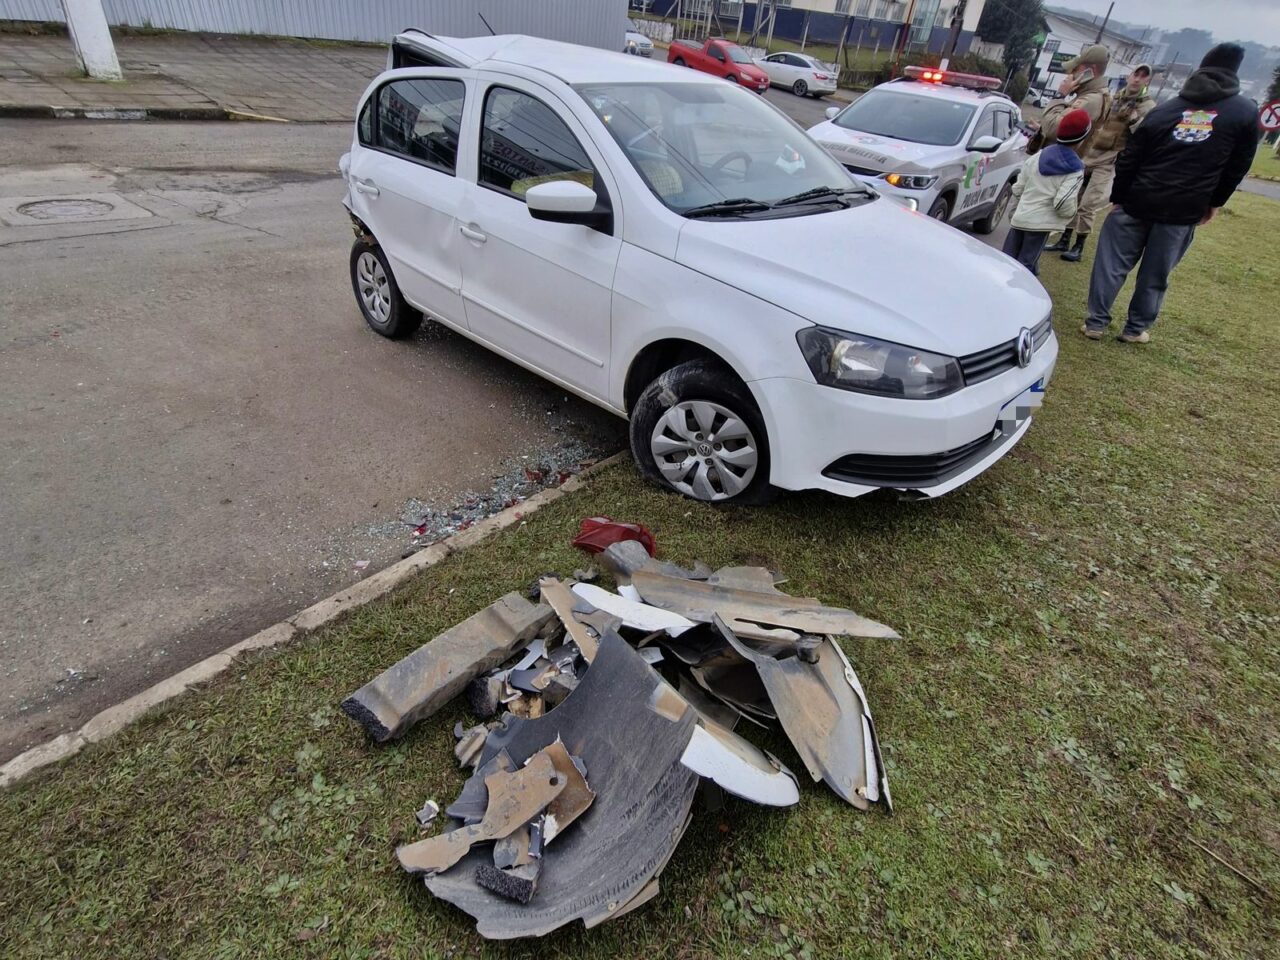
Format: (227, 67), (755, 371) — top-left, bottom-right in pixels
(1048, 64), (1155, 262)
(1033, 44), (1112, 148)
(1082, 44), (1259, 343)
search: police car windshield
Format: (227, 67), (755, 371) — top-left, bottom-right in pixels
(834, 89), (977, 146)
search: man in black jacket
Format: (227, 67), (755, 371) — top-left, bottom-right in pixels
(1082, 43), (1259, 343)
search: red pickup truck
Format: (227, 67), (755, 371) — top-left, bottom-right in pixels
(667, 38), (770, 93)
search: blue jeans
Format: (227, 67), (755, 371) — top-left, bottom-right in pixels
(1086, 209), (1196, 336)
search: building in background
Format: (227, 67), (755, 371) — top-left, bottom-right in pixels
(1031, 9), (1155, 91)
(641, 1), (989, 58)
(0, 0), (630, 49)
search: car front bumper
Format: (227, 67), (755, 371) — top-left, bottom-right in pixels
(750, 332), (1059, 498)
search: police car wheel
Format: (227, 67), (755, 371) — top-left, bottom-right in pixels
(972, 183), (1012, 235)
(927, 195), (951, 222)
(792, 79), (808, 96)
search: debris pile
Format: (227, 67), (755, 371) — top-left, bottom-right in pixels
(342, 537), (896, 939)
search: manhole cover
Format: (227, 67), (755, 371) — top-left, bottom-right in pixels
(16, 198), (116, 221)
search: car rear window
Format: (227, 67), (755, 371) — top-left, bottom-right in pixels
(834, 89), (976, 146)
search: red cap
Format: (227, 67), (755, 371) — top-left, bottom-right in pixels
(1056, 108), (1093, 144)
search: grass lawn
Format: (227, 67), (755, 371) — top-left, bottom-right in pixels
(1, 196), (1278, 959)
(1249, 147), (1280, 181)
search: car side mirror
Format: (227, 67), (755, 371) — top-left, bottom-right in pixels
(970, 135), (1003, 153)
(825, 106), (841, 121)
(525, 180), (613, 233)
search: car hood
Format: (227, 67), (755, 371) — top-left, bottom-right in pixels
(675, 199), (1050, 358)
(736, 63), (769, 81)
(807, 120), (957, 172)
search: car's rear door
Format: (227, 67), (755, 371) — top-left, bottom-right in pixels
(453, 78), (622, 401)
(348, 71), (471, 328)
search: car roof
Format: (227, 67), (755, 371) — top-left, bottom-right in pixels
(400, 32), (722, 86)
(871, 77), (1012, 106)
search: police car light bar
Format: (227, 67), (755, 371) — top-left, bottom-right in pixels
(903, 65), (1001, 90)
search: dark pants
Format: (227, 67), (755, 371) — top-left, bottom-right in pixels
(1002, 228), (1049, 276)
(1086, 208), (1196, 336)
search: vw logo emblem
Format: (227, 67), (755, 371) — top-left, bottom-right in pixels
(1016, 328), (1033, 368)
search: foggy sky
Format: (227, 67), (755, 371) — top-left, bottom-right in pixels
(1055, 0), (1280, 48)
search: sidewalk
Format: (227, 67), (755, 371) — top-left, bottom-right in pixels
(0, 29), (384, 120)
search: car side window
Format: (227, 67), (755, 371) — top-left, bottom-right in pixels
(786, 54), (807, 67)
(993, 109), (1013, 140)
(357, 98), (373, 145)
(479, 87), (595, 200)
(374, 77), (465, 174)
(970, 106), (997, 144)
(711, 46), (725, 62)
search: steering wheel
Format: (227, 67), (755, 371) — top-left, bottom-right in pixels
(710, 150), (752, 175)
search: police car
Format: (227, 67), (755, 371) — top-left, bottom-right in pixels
(807, 66), (1027, 233)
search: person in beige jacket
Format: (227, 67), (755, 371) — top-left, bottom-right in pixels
(1049, 64), (1156, 262)
(1002, 109), (1091, 275)
(1033, 44), (1112, 148)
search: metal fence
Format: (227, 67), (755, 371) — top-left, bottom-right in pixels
(0, 0), (630, 49)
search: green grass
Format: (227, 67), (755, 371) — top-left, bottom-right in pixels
(1, 196), (1278, 959)
(1249, 147), (1280, 181)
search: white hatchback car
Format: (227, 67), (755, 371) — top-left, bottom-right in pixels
(341, 34), (1057, 504)
(755, 51), (839, 98)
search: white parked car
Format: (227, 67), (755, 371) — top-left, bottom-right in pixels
(755, 51), (839, 98)
(807, 67), (1027, 232)
(341, 34), (1057, 504)
(624, 27), (654, 57)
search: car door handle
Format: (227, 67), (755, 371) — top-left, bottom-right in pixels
(459, 224), (487, 243)
(352, 178), (379, 197)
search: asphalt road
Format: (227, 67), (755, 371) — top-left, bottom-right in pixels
(0, 94), (1013, 763)
(0, 120), (627, 762)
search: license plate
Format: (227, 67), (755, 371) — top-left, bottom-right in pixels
(997, 378), (1045, 435)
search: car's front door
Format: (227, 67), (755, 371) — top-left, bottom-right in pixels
(348, 72), (470, 327)
(955, 103), (1013, 219)
(455, 80), (621, 401)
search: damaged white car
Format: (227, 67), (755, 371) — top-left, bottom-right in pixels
(341, 32), (1057, 504)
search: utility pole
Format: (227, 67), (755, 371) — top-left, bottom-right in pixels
(1094, 1), (1114, 43)
(1157, 49), (1179, 98)
(891, 0), (919, 77)
(61, 0), (121, 80)
(940, 0), (968, 70)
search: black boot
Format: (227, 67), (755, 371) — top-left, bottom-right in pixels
(1046, 228), (1073, 253)
(1061, 233), (1088, 262)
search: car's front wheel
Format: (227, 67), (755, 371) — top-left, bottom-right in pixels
(927, 195), (952, 222)
(972, 182), (1013, 235)
(630, 359), (774, 504)
(793, 79), (808, 96)
(673, 57), (685, 66)
(350, 239), (420, 339)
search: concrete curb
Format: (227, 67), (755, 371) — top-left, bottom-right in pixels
(0, 103), (231, 121)
(0, 452), (627, 789)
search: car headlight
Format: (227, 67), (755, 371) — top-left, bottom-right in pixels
(796, 326), (963, 399)
(883, 172), (938, 190)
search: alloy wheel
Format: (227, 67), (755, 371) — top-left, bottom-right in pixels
(356, 251), (391, 324)
(649, 400), (759, 502)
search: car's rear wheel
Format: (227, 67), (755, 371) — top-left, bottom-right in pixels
(792, 79), (808, 96)
(927, 195), (952, 222)
(972, 182), (1013, 235)
(630, 359), (774, 505)
(350, 239), (420, 339)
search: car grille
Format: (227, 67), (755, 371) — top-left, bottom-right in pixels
(959, 316), (1053, 386)
(823, 431), (997, 488)
(842, 163), (881, 177)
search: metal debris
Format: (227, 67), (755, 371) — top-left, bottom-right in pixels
(415, 799), (440, 827)
(341, 593), (555, 742)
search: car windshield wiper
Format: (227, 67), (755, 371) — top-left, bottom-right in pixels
(682, 198), (772, 219)
(772, 184), (870, 207)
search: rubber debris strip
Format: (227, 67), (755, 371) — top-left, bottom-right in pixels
(342, 546), (895, 939)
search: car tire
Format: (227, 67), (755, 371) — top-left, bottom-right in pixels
(673, 57), (685, 66)
(972, 182), (1013, 235)
(350, 239), (421, 339)
(630, 359), (775, 505)
(727, 73), (739, 83)
(792, 79), (808, 96)
(927, 195), (952, 222)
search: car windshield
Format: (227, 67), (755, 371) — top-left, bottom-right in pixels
(578, 82), (868, 217)
(833, 89), (976, 146)
(723, 45), (752, 64)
